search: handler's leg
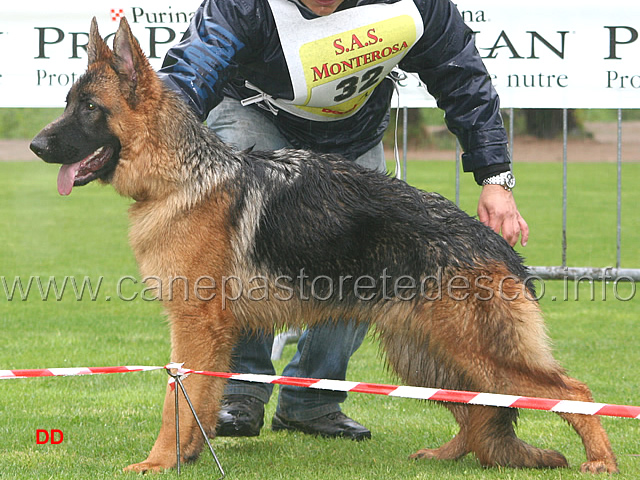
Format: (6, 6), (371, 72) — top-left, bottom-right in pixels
(272, 320), (371, 440)
(207, 98), (286, 436)
(271, 144), (385, 439)
(207, 99), (383, 439)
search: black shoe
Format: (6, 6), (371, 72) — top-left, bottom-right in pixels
(271, 411), (371, 441)
(215, 395), (265, 437)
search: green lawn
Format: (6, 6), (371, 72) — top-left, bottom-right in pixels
(0, 160), (639, 479)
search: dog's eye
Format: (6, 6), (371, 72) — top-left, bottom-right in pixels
(87, 102), (97, 111)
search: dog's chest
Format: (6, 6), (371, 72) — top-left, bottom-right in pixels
(128, 197), (233, 285)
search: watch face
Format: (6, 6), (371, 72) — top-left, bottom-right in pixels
(505, 172), (516, 189)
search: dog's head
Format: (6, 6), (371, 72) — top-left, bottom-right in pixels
(30, 17), (158, 197)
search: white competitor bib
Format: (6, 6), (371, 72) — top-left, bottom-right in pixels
(262, 0), (424, 121)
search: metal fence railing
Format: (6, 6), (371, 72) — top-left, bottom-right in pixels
(400, 107), (640, 282)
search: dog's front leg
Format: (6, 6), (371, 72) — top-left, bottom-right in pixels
(124, 309), (236, 473)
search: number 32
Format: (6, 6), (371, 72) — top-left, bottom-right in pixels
(333, 66), (384, 102)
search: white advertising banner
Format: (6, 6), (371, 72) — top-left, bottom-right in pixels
(0, 0), (638, 108)
(398, 0), (640, 108)
(1, 1), (199, 107)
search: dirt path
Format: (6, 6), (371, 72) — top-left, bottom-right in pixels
(0, 139), (35, 161)
(3, 122), (639, 162)
(394, 121), (640, 163)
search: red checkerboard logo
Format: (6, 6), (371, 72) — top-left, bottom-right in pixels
(110, 8), (124, 21)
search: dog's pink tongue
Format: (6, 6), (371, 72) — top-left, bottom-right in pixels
(57, 162), (82, 196)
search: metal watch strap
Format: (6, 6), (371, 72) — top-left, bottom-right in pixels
(482, 171), (516, 191)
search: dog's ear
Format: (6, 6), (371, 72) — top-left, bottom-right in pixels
(87, 17), (113, 65)
(112, 17), (152, 106)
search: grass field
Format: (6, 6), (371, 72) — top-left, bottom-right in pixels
(1, 160), (639, 479)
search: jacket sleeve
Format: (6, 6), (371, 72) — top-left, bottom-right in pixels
(400, 0), (510, 184)
(157, 0), (252, 121)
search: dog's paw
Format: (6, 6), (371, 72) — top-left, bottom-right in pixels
(409, 448), (439, 460)
(123, 460), (172, 474)
(580, 460), (619, 474)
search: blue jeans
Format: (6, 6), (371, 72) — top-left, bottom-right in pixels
(206, 98), (385, 421)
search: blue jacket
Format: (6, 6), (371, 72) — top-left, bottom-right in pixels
(159, 0), (510, 183)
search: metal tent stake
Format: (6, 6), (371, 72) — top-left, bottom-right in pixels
(173, 371), (181, 475)
(166, 367), (225, 479)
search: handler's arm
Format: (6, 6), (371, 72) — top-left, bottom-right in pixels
(157, 0), (254, 121)
(400, 0), (528, 246)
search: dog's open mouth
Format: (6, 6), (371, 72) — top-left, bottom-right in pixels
(57, 146), (116, 196)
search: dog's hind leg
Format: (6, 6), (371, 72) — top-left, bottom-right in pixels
(484, 303), (618, 472)
(510, 374), (618, 473)
(465, 286), (615, 471)
(559, 410), (618, 474)
(409, 299), (568, 469)
(410, 404), (567, 469)
(410, 404), (470, 461)
(477, 348), (618, 470)
(465, 405), (569, 469)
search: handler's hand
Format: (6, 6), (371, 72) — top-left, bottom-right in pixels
(477, 185), (529, 247)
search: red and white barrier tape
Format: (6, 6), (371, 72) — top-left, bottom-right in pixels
(0, 365), (164, 378)
(2, 363), (639, 420)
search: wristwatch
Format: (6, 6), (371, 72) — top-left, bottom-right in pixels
(482, 171), (516, 191)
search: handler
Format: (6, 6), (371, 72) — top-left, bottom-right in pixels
(158, 0), (529, 441)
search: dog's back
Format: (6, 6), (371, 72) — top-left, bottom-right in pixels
(235, 147), (528, 284)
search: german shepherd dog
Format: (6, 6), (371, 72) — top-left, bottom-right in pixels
(30, 18), (618, 474)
